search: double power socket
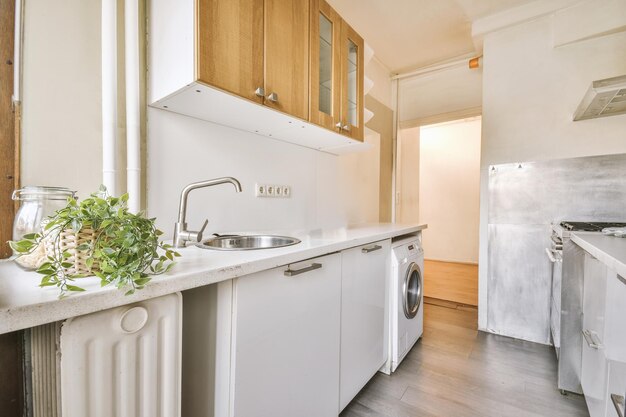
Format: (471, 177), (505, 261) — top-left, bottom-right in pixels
(255, 183), (291, 198)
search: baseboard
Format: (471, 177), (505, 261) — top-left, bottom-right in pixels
(424, 258), (479, 266)
(424, 296), (477, 310)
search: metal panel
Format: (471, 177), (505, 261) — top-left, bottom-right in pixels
(487, 224), (553, 343)
(489, 153), (626, 225)
(487, 153), (626, 344)
(60, 293), (182, 417)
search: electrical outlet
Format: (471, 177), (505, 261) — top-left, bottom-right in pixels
(255, 184), (292, 198)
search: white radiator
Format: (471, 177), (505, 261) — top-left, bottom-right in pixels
(58, 293), (182, 417)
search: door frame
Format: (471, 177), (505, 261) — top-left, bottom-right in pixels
(1, 0), (21, 258)
(0, 2), (25, 417)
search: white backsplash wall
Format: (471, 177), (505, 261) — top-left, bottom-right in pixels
(147, 109), (378, 237)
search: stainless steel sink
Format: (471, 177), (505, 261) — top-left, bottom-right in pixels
(197, 235), (301, 251)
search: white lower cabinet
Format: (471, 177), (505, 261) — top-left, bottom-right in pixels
(603, 270), (626, 417)
(581, 252), (626, 417)
(231, 253), (342, 417)
(582, 253), (608, 416)
(339, 239), (390, 411)
(605, 270), (626, 363)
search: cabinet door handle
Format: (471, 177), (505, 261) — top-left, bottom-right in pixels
(267, 92), (279, 103)
(362, 245), (382, 254)
(284, 263), (322, 277)
(582, 329), (603, 349)
(254, 87), (265, 98)
(611, 394), (625, 417)
(335, 122), (342, 129)
(342, 124), (351, 132)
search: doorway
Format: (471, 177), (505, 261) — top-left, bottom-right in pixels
(397, 117), (481, 307)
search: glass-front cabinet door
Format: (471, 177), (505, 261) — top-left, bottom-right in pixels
(309, 0), (341, 130)
(340, 21), (364, 141)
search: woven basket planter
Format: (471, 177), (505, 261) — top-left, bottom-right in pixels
(44, 227), (100, 275)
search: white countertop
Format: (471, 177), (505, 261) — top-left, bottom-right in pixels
(0, 223), (425, 334)
(571, 232), (626, 278)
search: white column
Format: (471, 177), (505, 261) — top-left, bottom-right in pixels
(125, 0), (141, 213)
(102, 0), (118, 196)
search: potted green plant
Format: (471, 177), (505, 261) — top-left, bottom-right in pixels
(10, 186), (179, 297)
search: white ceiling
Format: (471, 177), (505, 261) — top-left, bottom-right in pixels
(328, 0), (537, 73)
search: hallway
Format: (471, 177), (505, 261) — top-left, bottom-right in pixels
(423, 260), (478, 306)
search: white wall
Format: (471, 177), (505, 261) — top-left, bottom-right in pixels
(147, 109), (325, 234)
(366, 58), (393, 108)
(419, 118), (481, 264)
(336, 129), (381, 224)
(21, 0), (103, 198)
(399, 65), (482, 124)
(396, 127), (420, 224)
(146, 111), (381, 236)
(477, 5), (626, 331)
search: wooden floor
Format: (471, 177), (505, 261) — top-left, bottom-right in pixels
(424, 259), (478, 306)
(340, 301), (589, 417)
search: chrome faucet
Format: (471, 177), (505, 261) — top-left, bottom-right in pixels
(173, 177), (242, 248)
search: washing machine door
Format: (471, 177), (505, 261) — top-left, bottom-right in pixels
(403, 262), (422, 319)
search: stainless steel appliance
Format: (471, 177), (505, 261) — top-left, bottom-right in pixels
(549, 221), (626, 394)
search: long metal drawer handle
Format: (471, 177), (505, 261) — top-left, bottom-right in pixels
(611, 394), (625, 417)
(362, 245), (382, 254)
(582, 329), (603, 349)
(284, 263), (322, 277)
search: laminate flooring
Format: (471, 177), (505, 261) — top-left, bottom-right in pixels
(424, 260), (478, 306)
(340, 301), (589, 417)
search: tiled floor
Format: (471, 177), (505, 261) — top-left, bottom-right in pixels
(340, 302), (589, 417)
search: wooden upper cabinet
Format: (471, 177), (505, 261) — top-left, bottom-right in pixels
(264, 0), (310, 120)
(340, 20), (364, 141)
(197, 0), (264, 103)
(309, 0), (341, 131)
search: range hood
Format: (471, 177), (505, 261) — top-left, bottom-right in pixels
(573, 75), (626, 121)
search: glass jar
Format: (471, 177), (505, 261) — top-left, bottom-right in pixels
(12, 186), (76, 269)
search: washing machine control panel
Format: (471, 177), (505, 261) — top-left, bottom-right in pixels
(393, 241), (422, 264)
(406, 242), (422, 256)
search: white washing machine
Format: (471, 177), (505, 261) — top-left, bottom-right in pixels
(381, 235), (424, 374)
